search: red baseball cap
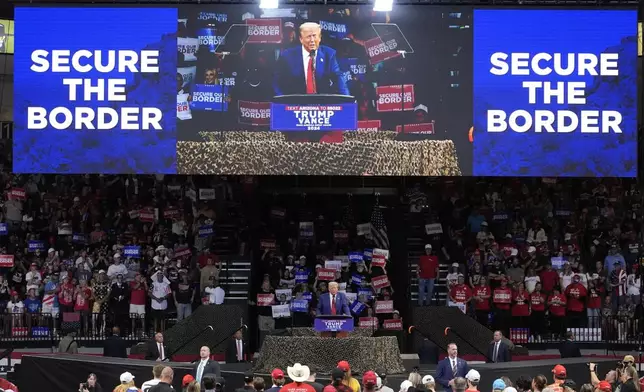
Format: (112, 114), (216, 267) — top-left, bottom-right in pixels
(362, 371), (377, 387)
(182, 375), (194, 387)
(552, 365), (567, 378)
(337, 361), (350, 372)
(597, 381), (612, 392)
(271, 369), (284, 379)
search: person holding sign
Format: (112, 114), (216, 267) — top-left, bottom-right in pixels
(316, 281), (350, 316)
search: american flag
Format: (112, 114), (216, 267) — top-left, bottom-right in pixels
(370, 204), (389, 250)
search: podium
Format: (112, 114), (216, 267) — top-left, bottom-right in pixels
(314, 315), (354, 338)
(270, 94), (357, 131)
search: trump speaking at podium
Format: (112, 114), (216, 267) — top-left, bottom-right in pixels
(317, 281), (351, 316)
(273, 22), (349, 96)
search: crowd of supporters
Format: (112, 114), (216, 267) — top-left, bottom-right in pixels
(0, 140), (248, 338)
(412, 178), (644, 340)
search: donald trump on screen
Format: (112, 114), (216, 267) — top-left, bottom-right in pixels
(316, 281), (351, 316)
(273, 22), (349, 96)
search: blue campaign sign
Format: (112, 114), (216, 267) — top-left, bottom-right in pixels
(314, 317), (354, 333)
(190, 84), (229, 112)
(72, 233), (86, 243)
(291, 299), (309, 313)
(348, 252), (364, 263)
(363, 248), (373, 260)
(295, 272), (309, 284)
(302, 292), (313, 301)
(0, 223), (7, 235)
(123, 245), (141, 258)
(350, 300), (366, 315)
(28, 240), (45, 252)
(358, 288), (373, 300)
(199, 225), (214, 238)
(270, 103), (357, 131)
(351, 274), (363, 285)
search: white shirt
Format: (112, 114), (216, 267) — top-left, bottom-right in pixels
(236, 339), (243, 361)
(107, 263), (128, 279)
(151, 281), (171, 310)
(196, 359), (208, 381)
(157, 342), (165, 360)
(524, 276), (540, 293)
(301, 45), (316, 83)
(141, 379), (160, 392)
(7, 301), (24, 314)
(205, 286), (225, 304)
(627, 274), (641, 296)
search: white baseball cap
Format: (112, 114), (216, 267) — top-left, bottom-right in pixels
(422, 375), (435, 384)
(425, 244), (432, 249)
(120, 372), (135, 383)
(465, 369), (480, 382)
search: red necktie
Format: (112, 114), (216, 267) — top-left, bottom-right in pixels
(306, 54), (316, 94)
(331, 295), (336, 315)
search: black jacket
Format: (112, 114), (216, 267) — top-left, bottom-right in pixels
(559, 340), (581, 358)
(193, 359), (221, 378)
(103, 335), (128, 358)
(486, 341), (511, 363)
(226, 338), (248, 363)
(144, 340), (170, 361)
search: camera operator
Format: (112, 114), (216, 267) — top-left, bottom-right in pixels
(79, 373), (102, 392)
(590, 363), (618, 391)
(619, 366), (640, 392)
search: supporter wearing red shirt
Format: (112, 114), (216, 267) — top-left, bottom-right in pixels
(472, 277), (491, 326)
(539, 263), (559, 294)
(58, 276), (76, 313)
(511, 283), (530, 322)
(418, 244), (439, 306)
(493, 278), (512, 335)
(130, 273), (148, 311)
(586, 282), (603, 328)
(198, 250), (220, 269)
(529, 283), (547, 338)
(548, 287), (567, 337)
(564, 275), (587, 327)
(450, 275), (473, 306)
(73, 280), (92, 312)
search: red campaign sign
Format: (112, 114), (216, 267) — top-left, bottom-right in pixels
(246, 19), (282, 44)
(238, 101), (271, 126)
(333, 230), (349, 241)
(163, 208), (180, 219)
(260, 239), (276, 250)
(359, 317), (379, 328)
(371, 275), (390, 289)
(10, 188), (26, 200)
(357, 120), (381, 132)
(317, 268), (335, 281)
(174, 247), (192, 258)
(139, 210), (155, 222)
(375, 300), (394, 314)
(371, 257), (386, 268)
(383, 319), (403, 330)
(395, 122), (435, 134)
(364, 36), (401, 65)
(257, 293), (275, 306)
(0, 255), (14, 267)
(376, 85), (415, 112)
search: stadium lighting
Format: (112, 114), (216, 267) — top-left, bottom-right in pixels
(259, 0), (279, 9)
(373, 0), (393, 12)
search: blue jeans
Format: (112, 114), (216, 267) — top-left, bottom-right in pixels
(418, 278), (435, 306)
(176, 303), (192, 321)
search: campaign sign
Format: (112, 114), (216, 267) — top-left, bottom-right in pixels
(357, 120), (381, 132)
(270, 104), (358, 131)
(272, 304), (291, 318)
(197, 27), (225, 52)
(257, 293), (274, 306)
(0, 223), (7, 235)
(359, 317), (379, 328)
(10, 188), (26, 200)
(396, 122), (435, 134)
(174, 247), (191, 258)
(351, 274), (363, 285)
(28, 240), (45, 252)
(291, 299), (309, 313)
(473, 10), (638, 177)
(376, 85), (415, 112)
(383, 319), (403, 330)
(0, 255), (14, 267)
(348, 252), (364, 263)
(302, 292), (313, 301)
(295, 271), (309, 284)
(238, 101), (270, 126)
(139, 210), (155, 222)
(364, 36), (401, 65)
(190, 84), (229, 112)
(317, 268), (335, 281)
(350, 300), (366, 315)
(314, 317), (354, 333)
(13, 7), (178, 174)
(375, 300), (394, 314)
(199, 225), (214, 238)
(246, 19), (282, 44)
(358, 288), (373, 300)
(320, 21), (349, 40)
(371, 275), (391, 289)
(123, 245), (141, 258)
(338, 58), (367, 83)
(363, 248), (373, 260)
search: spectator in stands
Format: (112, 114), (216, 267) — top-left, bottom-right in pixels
(323, 368), (348, 392)
(548, 287), (567, 338)
(264, 369), (285, 392)
(417, 244), (439, 306)
(149, 367), (174, 392)
(464, 371), (479, 392)
(150, 271), (171, 332)
(181, 377), (195, 392)
(492, 379), (505, 392)
(453, 378), (467, 392)
(408, 372), (421, 388)
(547, 365), (567, 392)
(565, 275), (587, 328)
(283, 364), (316, 392)
(531, 376), (547, 392)
(205, 280), (225, 305)
(338, 361), (361, 392)
(620, 366), (640, 392)
(363, 372), (378, 392)
(142, 364), (165, 392)
(472, 277), (491, 326)
(174, 273), (195, 320)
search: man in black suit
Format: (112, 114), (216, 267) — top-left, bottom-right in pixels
(145, 332), (170, 361)
(559, 331), (582, 358)
(103, 326), (128, 358)
(226, 330), (248, 363)
(486, 330), (511, 363)
(193, 346), (221, 383)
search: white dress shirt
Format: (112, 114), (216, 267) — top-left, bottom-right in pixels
(157, 343), (165, 360)
(301, 46), (316, 83)
(236, 338), (243, 361)
(196, 358), (207, 382)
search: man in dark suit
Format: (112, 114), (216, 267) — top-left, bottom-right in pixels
(226, 330), (248, 363)
(435, 343), (470, 392)
(103, 326), (128, 358)
(486, 330), (511, 363)
(316, 282), (351, 316)
(273, 22), (349, 96)
(559, 331), (582, 358)
(193, 346), (221, 383)
(144, 332), (170, 361)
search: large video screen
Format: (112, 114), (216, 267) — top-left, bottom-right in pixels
(12, 7), (638, 176)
